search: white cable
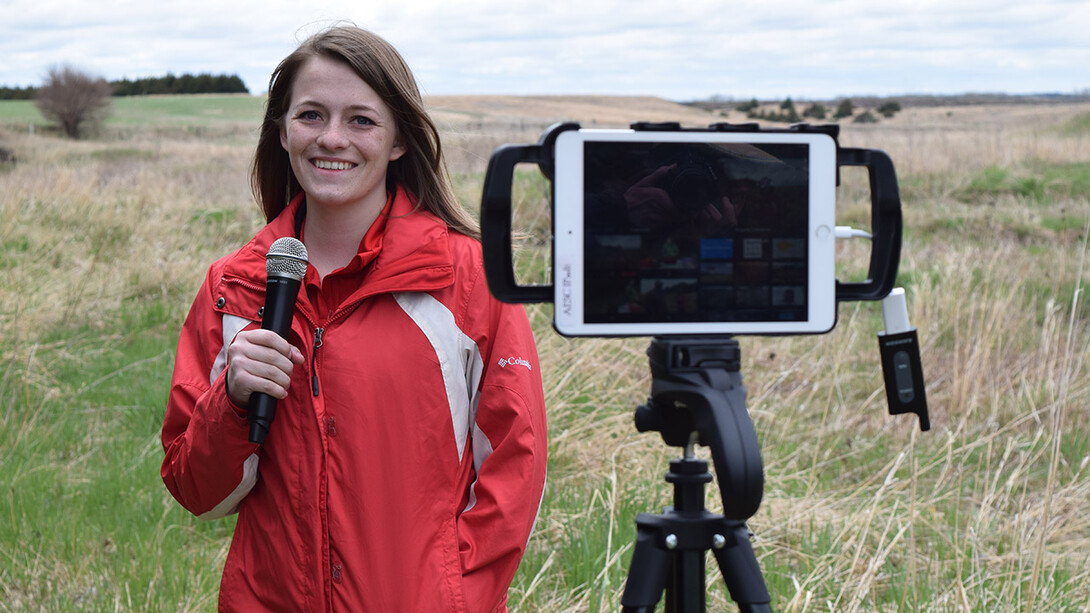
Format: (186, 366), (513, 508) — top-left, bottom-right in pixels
(835, 226), (873, 240)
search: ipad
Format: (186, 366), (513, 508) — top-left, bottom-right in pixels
(552, 128), (837, 336)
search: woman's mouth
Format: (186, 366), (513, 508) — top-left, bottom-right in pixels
(313, 159), (356, 170)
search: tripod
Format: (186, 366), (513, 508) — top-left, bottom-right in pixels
(620, 336), (772, 613)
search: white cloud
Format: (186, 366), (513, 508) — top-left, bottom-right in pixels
(1, 0), (1088, 99)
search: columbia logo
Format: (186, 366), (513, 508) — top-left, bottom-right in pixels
(498, 356), (533, 371)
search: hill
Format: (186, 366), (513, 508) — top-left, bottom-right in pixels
(3, 93), (1088, 159)
(426, 94), (719, 128)
(0, 94), (723, 139)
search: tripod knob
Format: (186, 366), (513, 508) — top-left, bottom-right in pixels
(634, 401), (660, 433)
(635, 399), (697, 448)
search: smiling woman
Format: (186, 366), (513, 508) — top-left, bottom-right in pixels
(250, 26), (479, 239)
(277, 55), (406, 276)
(159, 24), (548, 613)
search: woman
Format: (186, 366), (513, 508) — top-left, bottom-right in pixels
(161, 25), (548, 612)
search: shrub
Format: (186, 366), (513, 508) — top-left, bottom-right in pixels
(878, 101), (902, 118)
(736, 98), (760, 113)
(853, 110), (879, 123)
(802, 103), (828, 120)
(834, 99), (854, 119)
(35, 65), (112, 139)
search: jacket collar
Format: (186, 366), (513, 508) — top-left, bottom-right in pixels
(220, 186), (455, 310)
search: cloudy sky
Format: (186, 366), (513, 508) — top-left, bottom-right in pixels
(2, 0), (1088, 101)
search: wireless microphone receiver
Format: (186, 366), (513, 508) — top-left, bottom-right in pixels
(248, 237), (309, 444)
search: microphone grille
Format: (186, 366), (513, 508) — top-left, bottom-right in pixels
(266, 237), (309, 280)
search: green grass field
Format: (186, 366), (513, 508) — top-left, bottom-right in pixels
(1, 95), (1088, 612)
(0, 94), (264, 127)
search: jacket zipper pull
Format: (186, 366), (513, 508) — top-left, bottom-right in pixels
(312, 327), (324, 396)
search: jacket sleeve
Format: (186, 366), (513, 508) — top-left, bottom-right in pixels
(457, 282), (548, 611)
(161, 267), (261, 519)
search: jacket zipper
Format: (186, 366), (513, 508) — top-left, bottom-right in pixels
(309, 297), (367, 398)
(312, 327), (324, 396)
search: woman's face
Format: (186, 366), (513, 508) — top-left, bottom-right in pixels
(280, 55), (406, 216)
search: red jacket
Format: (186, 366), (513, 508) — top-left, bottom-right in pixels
(161, 189), (548, 612)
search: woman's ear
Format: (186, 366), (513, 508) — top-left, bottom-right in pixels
(389, 139), (407, 162)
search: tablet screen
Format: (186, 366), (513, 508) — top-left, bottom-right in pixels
(554, 130), (836, 336)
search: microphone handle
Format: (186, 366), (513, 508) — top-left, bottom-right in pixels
(248, 275), (302, 444)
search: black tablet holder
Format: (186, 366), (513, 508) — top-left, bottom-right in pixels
(480, 121), (930, 611)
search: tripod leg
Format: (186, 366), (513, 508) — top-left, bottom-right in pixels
(711, 522), (772, 613)
(621, 518), (671, 612)
(667, 549), (706, 613)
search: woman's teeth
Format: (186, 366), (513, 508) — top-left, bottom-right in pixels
(314, 160), (354, 170)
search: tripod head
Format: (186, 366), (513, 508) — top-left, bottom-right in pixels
(634, 336), (763, 521)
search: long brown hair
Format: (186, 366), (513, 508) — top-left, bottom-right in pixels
(250, 26), (479, 239)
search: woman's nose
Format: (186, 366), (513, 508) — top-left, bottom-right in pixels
(316, 123), (349, 150)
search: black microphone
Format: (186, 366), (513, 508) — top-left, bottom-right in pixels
(248, 237), (309, 444)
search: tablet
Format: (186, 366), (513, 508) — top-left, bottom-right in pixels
(552, 128), (837, 336)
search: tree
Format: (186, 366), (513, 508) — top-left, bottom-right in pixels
(853, 110), (879, 123)
(877, 101), (902, 118)
(802, 103), (828, 120)
(35, 65), (112, 139)
(833, 99), (854, 120)
(0, 85), (37, 100)
(778, 98), (801, 123)
(736, 98), (760, 113)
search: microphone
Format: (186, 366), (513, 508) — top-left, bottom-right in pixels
(248, 237), (309, 444)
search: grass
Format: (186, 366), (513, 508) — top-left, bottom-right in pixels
(104, 95), (265, 126)
(0, 300), (230, 611)
(958, 163), (1090, 204)
(1, 95), (1089, 611)
(0, 94), (264, 143)
(0, 94), (263, 128)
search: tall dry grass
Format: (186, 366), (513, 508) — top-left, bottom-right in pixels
(0, 132), (262, 339)
(0, 98), (1088, 611)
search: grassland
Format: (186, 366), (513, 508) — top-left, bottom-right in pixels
(1, 95), (1088, 612)
(0, 94), (265, 127)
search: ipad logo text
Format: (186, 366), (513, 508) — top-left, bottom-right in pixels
(560, 263), (573, 316)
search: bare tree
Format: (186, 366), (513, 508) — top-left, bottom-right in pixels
(35, 65), (112, 139)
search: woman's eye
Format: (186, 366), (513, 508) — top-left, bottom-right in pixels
(298, 110), (321, 121)
(351, 116), (375, 126)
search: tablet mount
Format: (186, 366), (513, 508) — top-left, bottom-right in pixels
(621, 335), (770, 612)
(482, 121), (904, 305)
(480, 121), (930, 611)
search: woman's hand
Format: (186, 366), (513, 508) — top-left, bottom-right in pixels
(226, 329), (305, 406)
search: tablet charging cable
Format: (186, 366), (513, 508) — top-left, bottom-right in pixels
(835, 226), (874, 240)
(835, 225), (929, 430)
